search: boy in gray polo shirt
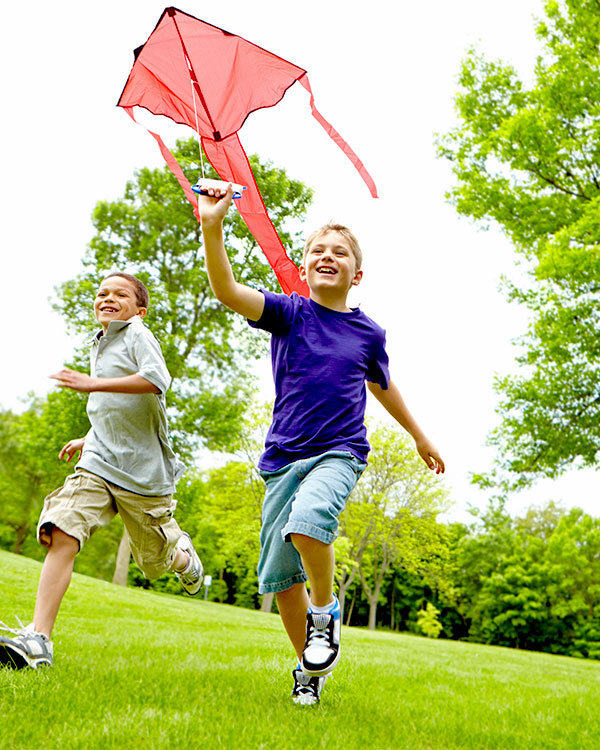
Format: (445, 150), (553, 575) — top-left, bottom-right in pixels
(0, 273), (203, 670)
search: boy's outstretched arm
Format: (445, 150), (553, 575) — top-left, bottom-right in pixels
(49, 370), (160, 394)
(367, 380), (445, 474)
(197, 185), (265, 321)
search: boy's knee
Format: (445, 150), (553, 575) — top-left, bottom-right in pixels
(290, 533), (330, 552)
(41, 524), (80, 556)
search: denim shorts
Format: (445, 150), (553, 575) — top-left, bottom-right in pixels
(257, 451), (367, 594)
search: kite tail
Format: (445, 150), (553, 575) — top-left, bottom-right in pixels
(203, 134), (309, 297)
(122, 108), (307, 296)
(123, 107), (200, 221)
(298, 74), (378, 199)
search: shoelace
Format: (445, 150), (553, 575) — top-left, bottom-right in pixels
(307, 628), (329, 648)
(0, 615), (30, 637)
(294, 675), (318, 698)
(306, 615), (332, 648)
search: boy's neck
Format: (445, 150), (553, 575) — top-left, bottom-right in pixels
(309, 290), (352, 313)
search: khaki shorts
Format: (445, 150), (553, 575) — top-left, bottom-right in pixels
(38, 469), (182, 580)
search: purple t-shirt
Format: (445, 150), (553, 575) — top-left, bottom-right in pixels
(249, 291), (390, 471)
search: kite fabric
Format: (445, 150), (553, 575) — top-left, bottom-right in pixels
(118, 7), (378, 296)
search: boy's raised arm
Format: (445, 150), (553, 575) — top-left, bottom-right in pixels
(198, 185), (265, 322)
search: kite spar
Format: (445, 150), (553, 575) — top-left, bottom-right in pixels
(118, 7), (378, 296)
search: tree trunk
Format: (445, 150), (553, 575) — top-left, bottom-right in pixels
(338, 584), (347, 623)
(368, 597), (378, 630)
(13, 524), (29, 555)
(345, 589), (356, 626)
(112, 528), (131, 586)
(261, 592), (274, 613)
(367, 581), (383, 630)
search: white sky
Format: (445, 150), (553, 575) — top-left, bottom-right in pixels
(1, 0), (597, 522)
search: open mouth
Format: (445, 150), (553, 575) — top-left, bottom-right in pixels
(100, 307), (119, 313)
(317, 267), (336, 275)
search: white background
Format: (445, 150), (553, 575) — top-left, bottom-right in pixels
(1, 0), (596, 521)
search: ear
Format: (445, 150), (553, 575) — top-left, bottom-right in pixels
(137, 307), (148, 319)
(299, 263), (307, 281)
(351, 269), (363, 287)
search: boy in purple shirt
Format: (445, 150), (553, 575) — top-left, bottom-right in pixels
(198, 185), (444, 705)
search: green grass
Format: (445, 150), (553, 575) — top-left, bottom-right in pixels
(1, 550), (599, 750)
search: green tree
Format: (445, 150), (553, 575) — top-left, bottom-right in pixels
(438, 0), (600, 486)
(172, 460), (264, 607)
(338, 423), (450, 630)
(0, 389), (89, 555)
(454, 499), (600, 657)
(545, 508), (600, 658)
(416, 602), (444, 638)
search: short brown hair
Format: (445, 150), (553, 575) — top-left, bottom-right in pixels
(103, 272), (149, 308)
(303, 223), (363, 270)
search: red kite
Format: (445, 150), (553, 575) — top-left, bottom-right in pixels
(118, 7), (378, 296)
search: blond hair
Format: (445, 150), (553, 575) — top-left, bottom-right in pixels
(303, 223), (363, 270)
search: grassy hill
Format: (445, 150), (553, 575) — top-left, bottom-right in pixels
(1, 549), (599, 749)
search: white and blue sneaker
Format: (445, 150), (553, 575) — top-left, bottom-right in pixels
(0, 619), (53, 669)
(301, 597), (341, 676)
(174, 533), (204, 596)
(291, 668), (329, 705)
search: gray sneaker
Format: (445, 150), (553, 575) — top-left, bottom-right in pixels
(0, 619), (53, 669)
(291, 668), (329, 705)
(175, 532), (204, 595)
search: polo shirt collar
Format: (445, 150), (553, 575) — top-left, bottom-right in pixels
(90, 315), (142, 343)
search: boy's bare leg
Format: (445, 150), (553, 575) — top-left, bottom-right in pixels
(290, 533), (335, 607)
(289, 534), (340, 677)
(276, 582), (310, 661)
(33, 528), (79, 638)
(170, 547), (189, 571)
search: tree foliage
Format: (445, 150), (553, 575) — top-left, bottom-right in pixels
(438, 0), (600, 486)
(0, 390), (89, 555)
(452, 499), (600, 658)
(337, 423), (450, 629)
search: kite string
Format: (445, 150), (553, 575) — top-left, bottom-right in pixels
(188, 73), (205, 178)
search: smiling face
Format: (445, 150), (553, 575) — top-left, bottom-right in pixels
(300, 230), (363, 310)
(94, 276), (147, 332)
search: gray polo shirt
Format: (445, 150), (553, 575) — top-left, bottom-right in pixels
(76, 316), (185, 495)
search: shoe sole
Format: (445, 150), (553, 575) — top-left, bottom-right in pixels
(181, 580), (203, 596)
(0, 643), (52, 669)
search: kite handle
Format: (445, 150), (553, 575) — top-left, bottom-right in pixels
(192, 178), (247, 200)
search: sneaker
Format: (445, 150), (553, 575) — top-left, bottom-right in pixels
(301, 598), (341, 675)
(291, 668), (329, 705)
(0, 619), (53, 669)
(175, 532), (204, 595)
